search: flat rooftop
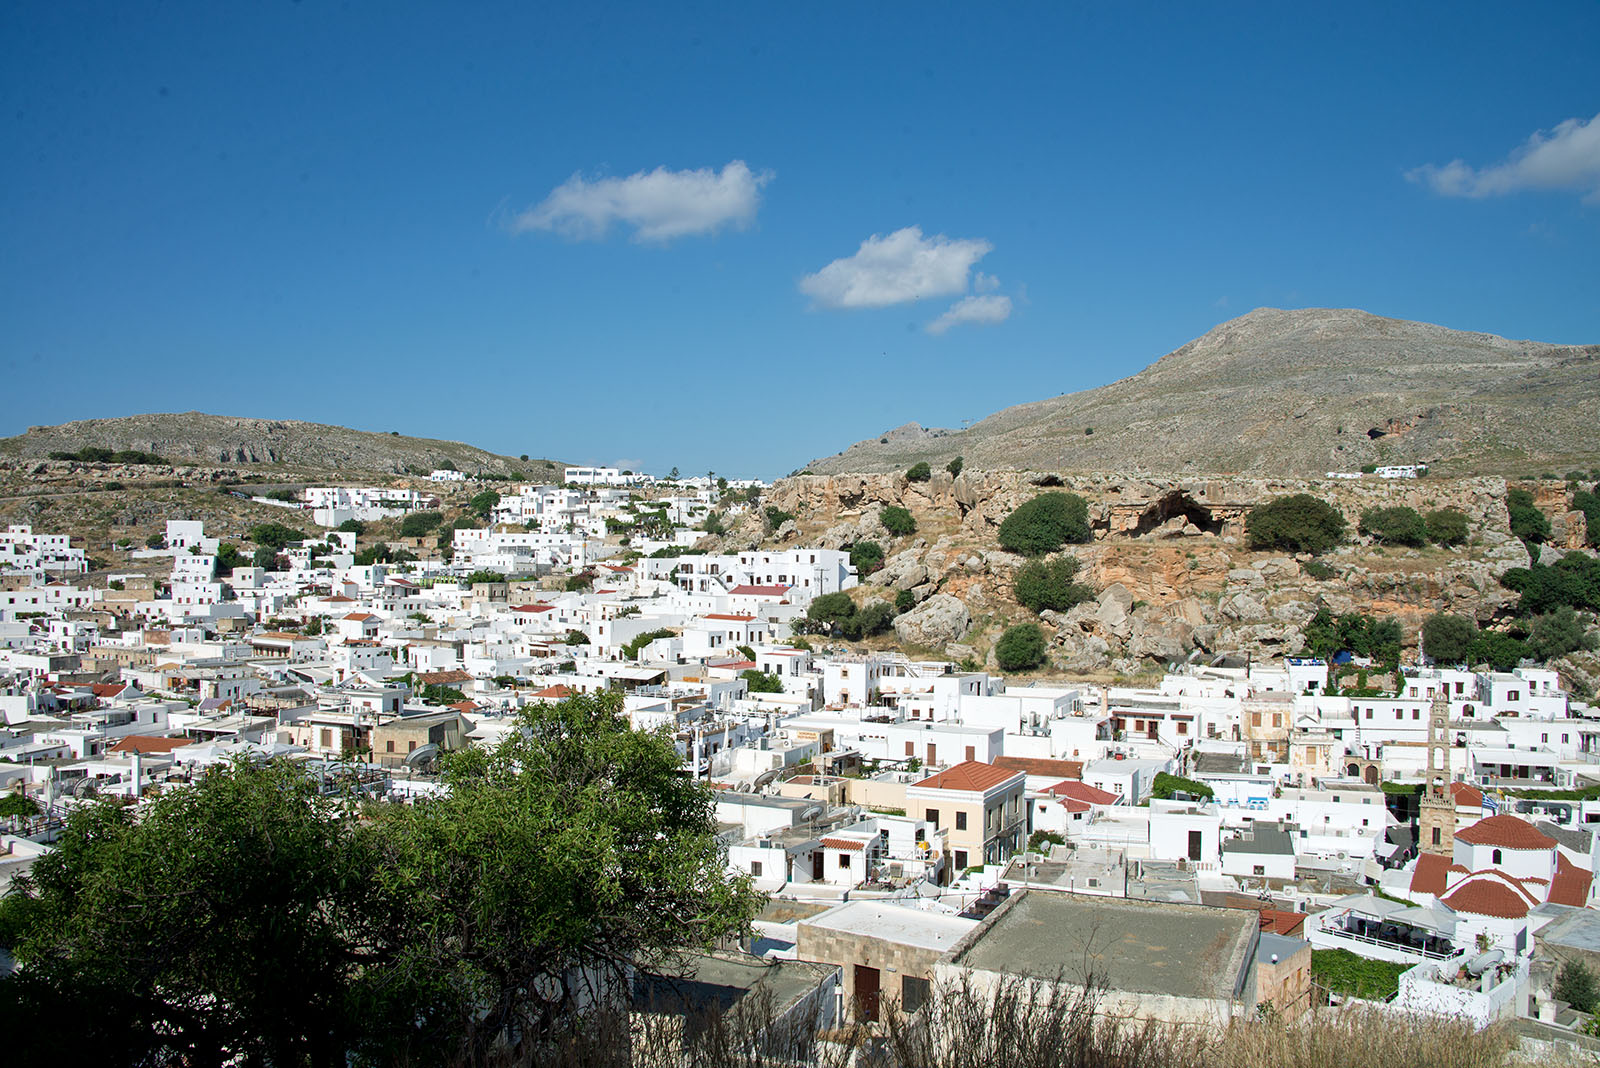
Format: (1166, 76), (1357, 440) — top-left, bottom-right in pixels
(801, 901), (977, 953)
(948, 891), (1256, 1003)
(634, 951), (835, 1017)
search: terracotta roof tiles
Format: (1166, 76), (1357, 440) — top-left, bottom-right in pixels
(915, 760), (1024, 793)
(1454, 814), (1556, 851)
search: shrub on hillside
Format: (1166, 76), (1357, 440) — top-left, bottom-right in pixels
(1421, 612), (1477, 664)
(994, 624), (1047, 671)
(399, 511), (443, 538)
(880, 506), (917, 537)
(1469, 630), (1529, 672)
(1507, 488), (1550, 544)
(1246, 494), (1346, 554)
(1424, 507), (1470, 546)
(1359, 506), (1427, 547)
(850, 541), (885, 575)
(905, 462), (932, 483)
(1013, 555), (1094, 613)
(946, 456), (964, 478)
(1500, 554), (1600, 614)
(998, 493), (1091, 556)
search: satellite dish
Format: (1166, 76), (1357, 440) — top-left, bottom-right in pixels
(404, 743), (440, 768)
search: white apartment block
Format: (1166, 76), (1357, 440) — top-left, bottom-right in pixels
(0, 525), (88, 578)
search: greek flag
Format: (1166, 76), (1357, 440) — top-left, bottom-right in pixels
(1482, 795), (1500, 815)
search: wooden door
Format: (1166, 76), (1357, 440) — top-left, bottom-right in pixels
(854, 964), (881, 1022)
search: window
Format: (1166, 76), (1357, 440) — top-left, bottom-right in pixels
(955, 811), (967, 830)
(965, 745), (975, 762)
(386, 740), (395, 753)
(1412, 710), (1420, 720)
(1491, 848), (1502, 865)
(925, 809), (939, 828)
(1252, 712), (1262, 727)
(1365, 709), (1373, 720)
(901, 975), (931, 1014)
(954, 850), (968, 870)
(1432, 826), (1442, 846)
(906, 741), (915, 756)
(1177, 721), (1188, 735)
(1252, 865), (1265, 876)
(750, 861), (763, 877)
(838, 853), (851, 868)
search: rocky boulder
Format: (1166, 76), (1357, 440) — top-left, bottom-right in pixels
(894, 594), (971, 649)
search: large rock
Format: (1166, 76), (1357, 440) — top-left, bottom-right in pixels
(894, 594), (971, 649)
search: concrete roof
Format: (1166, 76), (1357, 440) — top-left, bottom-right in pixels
(634, 950), (835, 1018)
(947, 891), (1256, 1003)
(1223, 822), (1297, 856)
(801, 900), (977, 953)
(1256, 932), (1309, 965)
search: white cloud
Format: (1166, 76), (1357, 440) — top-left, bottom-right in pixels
(1407, 112), (1600, 202)
(926, 294), (1013, 335)
(799, 226), (993, 309)
(510, 160), (772, 242)
(973, 271), (1000, 293)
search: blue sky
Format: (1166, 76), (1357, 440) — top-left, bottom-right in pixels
(4, 3), (1597, 478)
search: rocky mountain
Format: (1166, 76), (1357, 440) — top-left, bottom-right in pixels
(0, 412), (561, 477)
(807, 308), (1600, 477)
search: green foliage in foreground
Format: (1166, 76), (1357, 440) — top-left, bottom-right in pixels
(0, 694), (760, 1067)
(1311, 948), (1409, 1000)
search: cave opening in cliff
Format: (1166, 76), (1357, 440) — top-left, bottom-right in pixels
(1130, 491), (1223, 536)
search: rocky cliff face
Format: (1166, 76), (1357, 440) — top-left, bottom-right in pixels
(806, 308), (1600, 478)
(0, 412), (561, 476)
(753, 470), (1584, 677)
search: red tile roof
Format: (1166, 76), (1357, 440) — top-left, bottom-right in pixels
(1551, 852), (1593, 908)
(727, 584), (789, 597)
(1045, 779), (1119, 806)
(1259, 909), (1306, 938)
(820, 837), (866, 851)
(90, 683), (128, 697)
(994, 756), (1085, 779)
(1443, 878), (1534, 919)
(1454, 814), (1557, 851)
(109, 735), (192, 754)
(510, 604), (554, 612)
(1449, 782), (1485, 809)
(417, 669), (472, 685)
(915, 760), (1023, 793)
(1410, 852), (1452, 897)
(704, 613), (756, 622)
(533, 684), (574, 699)
(342, 612), (377, 622)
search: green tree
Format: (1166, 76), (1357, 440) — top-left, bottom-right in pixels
(0, 760), (394, 1067)
(212, 543), (247, 576)
(1245, 494), (1346, 554)
(0, 794), (40, 819)
(804, 592), (858, 636)
(764, 505), (795, 529)
(905, 461), (932, 482)
(1149, 772), (1215, 801)
(1422, 613), (1477, 664)
(1424, 508), (1470, 546)
(1557, 960), (1600, 1014)
(947, 456), (964, 478)
(1501, 554), (1600, 614)
(1013, 555), (1094, 613)
(880, 505), (917, 537)
(1469, 630), (1530, 671)
(895, 589), (916, 614)
(144, 532), (165, 549)
(740, 669), (783, 693)
(995, 624), (1048, 671)
(463, 570), (506, 585)
(400, 511), (444, 538)
(854, 601), (896, 639)
(621, 627), (676, 660)
(1527, 605), (1590, 661)
(468, 490), (501, 518)
(564, 572), (594, 592)
(374, 693), (762, 1061)
(564, 629), (589, 646)
(1359, 506), (1428, 547)
(998, 492), (1091, 555)
(850, 540), (886, 575)
(336, 518), (366, 536)
(248, 522), (304, 552)
(252, 545), (283, 570)
(1573, 485), (1600, 547)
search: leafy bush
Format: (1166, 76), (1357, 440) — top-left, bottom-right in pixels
(1527, 605), (1592, 661)
(1424, 508), (1470, 546)
(1359, 506), (1427, 547)
(805, 592), (856, 631)
(1304, 608), (1402, 664)
(1500, 554), (1600, 614)
(145, 532), (165, 549)
(399, 511), (443, 538)
(1311, 948), (1409, 1000)
(850, 541), (885, 575)
(467, 490), (501, 518)
(998, 493), (1091, 555)
(463, 570), (506, 585)
(1302, 559), (1337, 580)
(763, 505), (794, 529)
(420, 684), (466, 705)
(994, 624), (1047, 671)
(895, 589), (915, 614)
(740, 669), (783, 694)
(1246, 494), (1346, 554)
(1507, 488), (1550, 544)
(48, 447), (168, 465)
(1149, 772), (1214, 801)
(1421, 613), (1476, 664)
(880, 506), (917, 537)
(701, 512), (727, 536)
(1573, 485), (1600, 547)
(1013, 555), (1094, 613)
(621, 628), (676, 660)
(1469, 630), (1529, 671)
(905, 462), (932, 483)
(946, 456), (964, 478)
(564, 629), (589, 646)
(801, 593), (892, 640)
(336, 519), (366, 536)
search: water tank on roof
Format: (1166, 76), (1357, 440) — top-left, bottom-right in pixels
(1465, 950), (1503, 977)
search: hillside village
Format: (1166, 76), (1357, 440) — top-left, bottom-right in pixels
(4, 461), (1600, 1058)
